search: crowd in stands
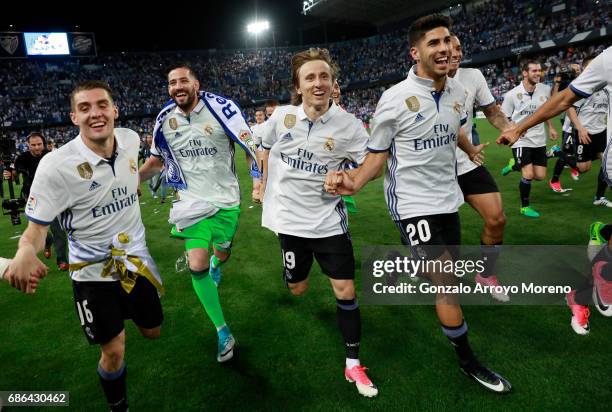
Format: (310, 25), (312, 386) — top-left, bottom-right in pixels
(1, 0), (610, 151)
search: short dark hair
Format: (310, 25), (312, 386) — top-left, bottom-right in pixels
(70, 80), (114, 111)
(167, 63), (199, 81)
(255, 107), (265, 113)
(408, 14), (453, 47)
(521, 60), (540, 72)
(265, 99), (279, 108)
(26, 132), (46, 146)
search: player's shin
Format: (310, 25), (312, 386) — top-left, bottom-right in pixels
(440, 320), (477, 367)
(336, 298), (361, 366)
(97, 362), (128, 412)
(190, 269), (227, 329)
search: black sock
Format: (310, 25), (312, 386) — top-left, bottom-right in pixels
(97, 363), (128, 412)
(519, 178), (531, 207)
(600, 225), (612, 241)
(574, 282), (593, 306)
(480, 241), (502, 278)
(441, 321), (477, 367)
(336, 298), (361, 360)
(551, 158), (566, 183)
(596, 167), (607, 199)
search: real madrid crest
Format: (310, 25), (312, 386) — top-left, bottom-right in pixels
(453, 102), (463, 114)
(517, 93), (523, 101)
(284, 114), (296, 129)
(239, 129), (251, 142)
(540, 96), (545, 102)
(129, 159), (137, 174)
(76, 162), (93, 180)
(204, 124), (214, 136)
(169, 117), (178, 130)
(324, 137), (335, 152)
(405, 96), (420, 112)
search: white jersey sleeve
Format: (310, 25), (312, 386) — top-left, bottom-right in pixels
(501, 92), (514, 118)
(261, 109), (281, 150)
(346, 120), (369, 165)
(474, 70), (496, 107)
(570, 47), (611, 97)
(368, 92), (398, 152)
(25, 153), (71, 225)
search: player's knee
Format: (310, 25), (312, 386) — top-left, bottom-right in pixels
(485, 212), (506, 232)
(288, 281), (308, 296)
(100, 344), (125, 369)
(522, 171), (534, 180)
(331, 280), (355, 300)
(577, 163), (591, 173)
(139, 326), (161, 340)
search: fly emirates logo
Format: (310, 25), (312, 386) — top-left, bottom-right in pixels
(414, 123), (456, 151)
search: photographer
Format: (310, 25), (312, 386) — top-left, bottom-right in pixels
(3, 132), (68, 270)
(553, 63), (581, 95)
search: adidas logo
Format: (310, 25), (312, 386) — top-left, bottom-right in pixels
(282, 132), (293, 140)
(89, 181), (101, 191)
(414, 113), (425, 123)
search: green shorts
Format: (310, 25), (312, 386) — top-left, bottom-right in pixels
(170, 206), (240, 252)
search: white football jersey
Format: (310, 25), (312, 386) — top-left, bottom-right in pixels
(151, 99), (240, 208)
(452, 68), (496, 175)
(368, 66), (467, 221)
(261, 103), (368, 238)
(26, 129), (156, 282)
(251, 121), (266, 147)
(501, 82), (552, 148)
(570, 46), (612, 183)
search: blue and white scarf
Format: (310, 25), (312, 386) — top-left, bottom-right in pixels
(153, 91), (260, 189)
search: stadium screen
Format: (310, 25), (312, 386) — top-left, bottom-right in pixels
(24, 32), (70, 56)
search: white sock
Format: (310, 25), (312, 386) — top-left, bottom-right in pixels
(346, 358), (360, 369)
(216, 324), (226, 333)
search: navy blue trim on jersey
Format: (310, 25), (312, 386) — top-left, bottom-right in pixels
(335, 200), (349, 235)
(460, 117), (467, 126)
(602, 136), (612, 186)
(368, 147), (390, 153)
(386, 140), (401, 221)
(262, 144), (272, 150)
(60, 209), (75, 239)
(431, 90), (442, 111)
(26, 215), (52, 225)
(570, 84), (591, 99)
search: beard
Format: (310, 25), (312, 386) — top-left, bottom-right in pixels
(173, 89), (196, 110)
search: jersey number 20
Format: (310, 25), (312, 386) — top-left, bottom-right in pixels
(405, 220), (431, 245)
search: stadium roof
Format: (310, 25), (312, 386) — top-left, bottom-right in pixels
(305, 0), (458, 26)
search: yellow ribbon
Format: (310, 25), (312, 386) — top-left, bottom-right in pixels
(69, 247), (164, 295)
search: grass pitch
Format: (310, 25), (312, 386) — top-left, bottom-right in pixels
(1, 118), (611, 411)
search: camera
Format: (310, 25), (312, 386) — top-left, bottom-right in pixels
(0, 132), (25, 226)
(557, 65), (578, 83)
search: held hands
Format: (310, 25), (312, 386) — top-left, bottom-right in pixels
(497, 126), (523, 146)
(324, 170), (357, 196)
(5, 246), (48, 293)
